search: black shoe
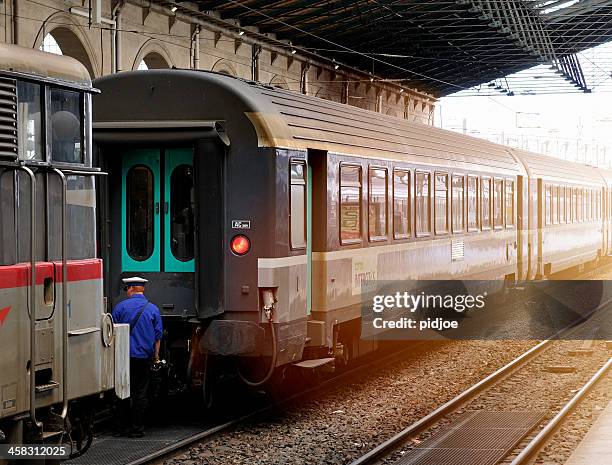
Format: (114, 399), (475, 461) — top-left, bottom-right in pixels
(129, 431), (145, 438)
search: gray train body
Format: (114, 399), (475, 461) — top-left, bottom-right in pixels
(0, 44), (128, 457)
(92, 69), (612, 389)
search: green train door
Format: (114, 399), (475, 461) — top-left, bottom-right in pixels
(122, 148), (195, 273)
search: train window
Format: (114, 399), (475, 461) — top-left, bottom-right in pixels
(559, 187), (566, 223)
(393, 169), (410, 239)
(578, 189), (584, 222)
(434, 173), (448, 235)
(415, 171), (431, 236)
(573, 188), (579, 222)
(290, 161), (307, 249)
(452, 175), (465, 233)
(126, 165), (155, 261)
(505, 180), (514, 227)
(170, 165), (195, 260)
(493, 178), (504, 229)
(0, 169), (16, 265)
(467, 176), (479, 231)
(545, 185), (552, 226)
(566, 187), (571, 223)
(16, 82), (43, 161)
(481, 177), (491, 229)
(552, 185), (558, 224)
(340, 165), (362, 244)
(50, 89), (83, 164)
(368, 168), (388, 241)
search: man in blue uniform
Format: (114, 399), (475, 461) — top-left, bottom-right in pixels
(112, 277), (163, 437)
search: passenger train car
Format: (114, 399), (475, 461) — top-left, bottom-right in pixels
(0, 44), (128, 458)
(92, 69), (609, 396)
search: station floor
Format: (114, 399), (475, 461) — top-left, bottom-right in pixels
(565, 400), (612, 465)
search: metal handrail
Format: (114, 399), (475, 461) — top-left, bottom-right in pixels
(18, 165), (42, 430)
(51, 168), (69, 420)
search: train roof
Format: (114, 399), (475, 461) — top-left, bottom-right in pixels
(0, 43), (91, 86)
(511, 149), (603, 187)
(93, 69), (604, 185)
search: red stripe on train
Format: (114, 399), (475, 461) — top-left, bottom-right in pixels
(0, 259), (102, 290)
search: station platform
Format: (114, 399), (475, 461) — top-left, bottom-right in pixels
(565, 400), (612, 465)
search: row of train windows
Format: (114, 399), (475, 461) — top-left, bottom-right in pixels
(544, 184), (601, 225)
(16, 80), (85, 164)
(337, 165), (515, 245)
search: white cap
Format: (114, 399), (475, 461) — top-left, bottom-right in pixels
(122, 276), (149, 286)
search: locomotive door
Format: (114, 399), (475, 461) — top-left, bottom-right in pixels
(121, 148), (195, 273)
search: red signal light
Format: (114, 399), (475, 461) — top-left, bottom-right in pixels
(230, 235), (251, 256)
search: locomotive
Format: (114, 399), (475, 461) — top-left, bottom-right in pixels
(91, 69), (611, 400)
(0, 44), (129, 459)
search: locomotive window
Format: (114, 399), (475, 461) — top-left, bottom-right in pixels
(467, 176), (479, 231)
(17, 82), (43, 161)
(505, 180), (514, 227)
(452, 175), (465, 233)
(393, 169), (410, 239)
(552, 185), (558, 225)
(434, 173), (448, 235)
(481, 177), (491, 229)
(290, 161), (306, 249)
(415, 171), (431, 236)
(170, 165), (195, 261)
(0, 169), (16, 265)
(126, 165), (155, 261)
(368, 168), (387, 241)
(559, 187), (566, 224)
(340, 165), (362, 244)
(545, 185), (552, 226)
(493, 178), (503, 229)
(50, 89), (83, 164)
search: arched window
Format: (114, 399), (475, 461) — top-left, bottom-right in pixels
(40, 34), (63, 55)
(137, 52), (169, 70)
(38, 29), (95, 78)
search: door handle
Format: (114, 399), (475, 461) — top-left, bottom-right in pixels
(155, 202), (160, 214)
(164, 202), (169, 214)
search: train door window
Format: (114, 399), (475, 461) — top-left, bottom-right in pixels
(368, 167), (388, 241)
(505, 179), (514, 227)
(415, 171), (431, 236)
(493, 178), (504, 229)
(290, 161), (307, 249)
(589, 189), (593, 220)
(340, 165), (362, 244)
(481, 177), (491, 229)
(49, 88), (83, 164)
(467, 175), (479, 231)
(597, 191), (601, 219)
(452, 175), (465, 233)
(170, 165), (195, 260)
(579, 189), (584, 222)
(566, 187), (571, 223)
(393, 169), (410, 239)
(434, 173), (448, 235)
(573, 188), (578, 222)
(559, 187), (566, 223)
(16, 81), (43, 161)
(545, 184), (552, 226)
(126, 165), (155, 260)
(0, 169), (16, 265)
(552, 186), (558, 224)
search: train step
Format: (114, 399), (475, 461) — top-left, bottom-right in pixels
(42, 430), (63, 440)
(35, 381), (60, 393)
(293, 357), (335, 370)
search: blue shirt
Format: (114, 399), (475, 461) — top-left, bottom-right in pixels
(112, 294), (163, 359)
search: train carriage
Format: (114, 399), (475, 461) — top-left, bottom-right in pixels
(0, 44), (128, 457)
(92, 69), (610, 396)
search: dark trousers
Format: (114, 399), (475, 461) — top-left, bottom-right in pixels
(117, 357), (151, 434)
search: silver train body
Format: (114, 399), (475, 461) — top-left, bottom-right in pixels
(0, 44), (128, 457)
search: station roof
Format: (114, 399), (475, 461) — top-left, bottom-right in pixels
(185, 0), (612, 97)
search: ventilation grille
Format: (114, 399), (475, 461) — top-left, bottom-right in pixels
(0, 77), (18, 160)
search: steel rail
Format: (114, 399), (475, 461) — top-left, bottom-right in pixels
(509, 356), (612, 465)
(349, 296), (612, 465)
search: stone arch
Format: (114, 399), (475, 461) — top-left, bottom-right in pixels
(314, 85), (341, 103)
(269, 75), (289, 90)
(385, 108), (398, 118)
(211, 59), (237, 76)
(34, 13), (99, 78)
(133, 40), (174, 70)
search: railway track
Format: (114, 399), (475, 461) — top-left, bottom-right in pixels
(348, 301), (612, 465)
